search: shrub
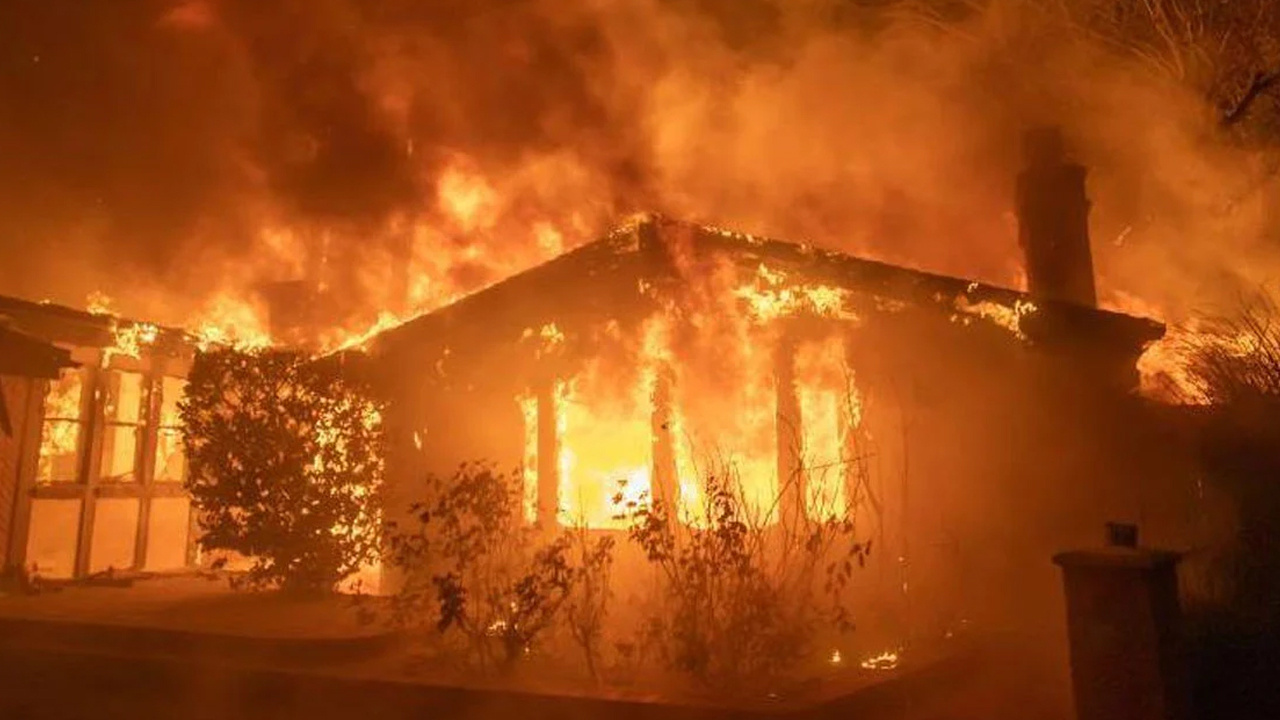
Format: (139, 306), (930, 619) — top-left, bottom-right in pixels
(386, 463), (614, 672)
(1182, 292), (1280, 406)
(180, 349), (384, 595)
(624, 465), (869, 692)
(1176, 293), (1280, 624)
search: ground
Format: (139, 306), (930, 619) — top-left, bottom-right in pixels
(0, 574), (1074, 720)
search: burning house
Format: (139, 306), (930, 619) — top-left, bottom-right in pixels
(0, 296), (197, 580)
(0, 130), (1181, 629)
(352, 202), (1165, 622)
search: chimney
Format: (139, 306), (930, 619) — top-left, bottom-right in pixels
(1015, 127), (1098, 307)
(257, 280), (322, 349)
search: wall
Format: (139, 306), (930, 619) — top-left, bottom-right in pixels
(0, 375), (34, 567)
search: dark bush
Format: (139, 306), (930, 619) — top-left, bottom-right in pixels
(181, 349), (384, 595)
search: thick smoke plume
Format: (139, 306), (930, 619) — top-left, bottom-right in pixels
(0, 0), (1277, 336)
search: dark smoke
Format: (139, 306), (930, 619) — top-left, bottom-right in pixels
(0, 0), (1276, 330)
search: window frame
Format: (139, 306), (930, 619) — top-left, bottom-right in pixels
(97, 368), (149, 484)
(22, 347), (194, 577)
(34, 367), (91, 485)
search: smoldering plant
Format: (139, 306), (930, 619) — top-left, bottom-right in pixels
(1181, 291), (1280, 406)
(622, 457), (871, 694)
(1177, 291), (1280, 630)
(385, 462), (615, 673)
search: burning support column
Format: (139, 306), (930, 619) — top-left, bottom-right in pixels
(775, 328), (803, 524)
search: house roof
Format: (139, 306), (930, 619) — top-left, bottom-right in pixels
(367, 214), (1165, 362)
(0, 323), (79, 437)
(0, 323), (77, 379)
(0, 293), (189, 356)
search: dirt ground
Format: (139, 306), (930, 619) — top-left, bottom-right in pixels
(0, 574), (1076, 720)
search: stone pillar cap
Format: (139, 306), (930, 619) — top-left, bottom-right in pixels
(1053, 547), (1183, 570)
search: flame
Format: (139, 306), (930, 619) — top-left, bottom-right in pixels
(521, 322), (566, 359)
(187, 292), (273, 352)
(438, 162), (499, 232)
(859, 649), (901, 671)
(85, 291), (117, 317)
(1137, 320), (1264, 405)
(518, 253), (866, 530)
(554, 347), (657, 530)
(796, 335), (859, 522)
(104, 322), (159, 363)
(735, 264), (854, 323)
(37, 371), (84, 483)
(952, 294), (1037, 339)
(1137, 327), (1206, 404)
(319, 311), (405, 354)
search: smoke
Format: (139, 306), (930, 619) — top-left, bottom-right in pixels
(0, 0), (1275, 331)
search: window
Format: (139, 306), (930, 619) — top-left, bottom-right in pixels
(37, 370), (86, 483)
(25, 498), (81, 578)
(153, 377), (186, 482)
(100, 371), (146, 482)
(88, 498), (140, 573)
(144, 497), (192, 571)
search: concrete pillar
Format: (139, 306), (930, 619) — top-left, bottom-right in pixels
(1053, 523), (1190, 720)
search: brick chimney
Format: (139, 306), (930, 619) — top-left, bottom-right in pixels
(1016, 127), (1098, 307)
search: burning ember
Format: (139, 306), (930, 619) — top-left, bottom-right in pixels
(859, 649), (901, 671)
(952, 293), (1038, 339)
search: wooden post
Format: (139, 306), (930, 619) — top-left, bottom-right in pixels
(132, 363), (162, 571)
(775, 329), (802, 524)
(73, 359), (104, 578)
(4, 378), (42, 570)
(651, 366), (677, 508)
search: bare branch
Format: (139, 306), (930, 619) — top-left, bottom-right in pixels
(1223, 70), (1280, 127)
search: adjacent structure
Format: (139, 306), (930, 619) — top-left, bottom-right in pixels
(0, 296), (197, 580)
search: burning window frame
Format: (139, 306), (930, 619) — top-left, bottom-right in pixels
(1, 296), (199, 580)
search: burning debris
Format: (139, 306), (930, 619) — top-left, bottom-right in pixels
(859, 649), (901, 671)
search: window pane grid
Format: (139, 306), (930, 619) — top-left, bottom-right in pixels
(37, 370), (86, 484)
(153, 378), (187, 483)
(99, 371), (147, 483)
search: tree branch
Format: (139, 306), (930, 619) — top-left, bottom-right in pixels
(1223, 69), (1280, 127)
